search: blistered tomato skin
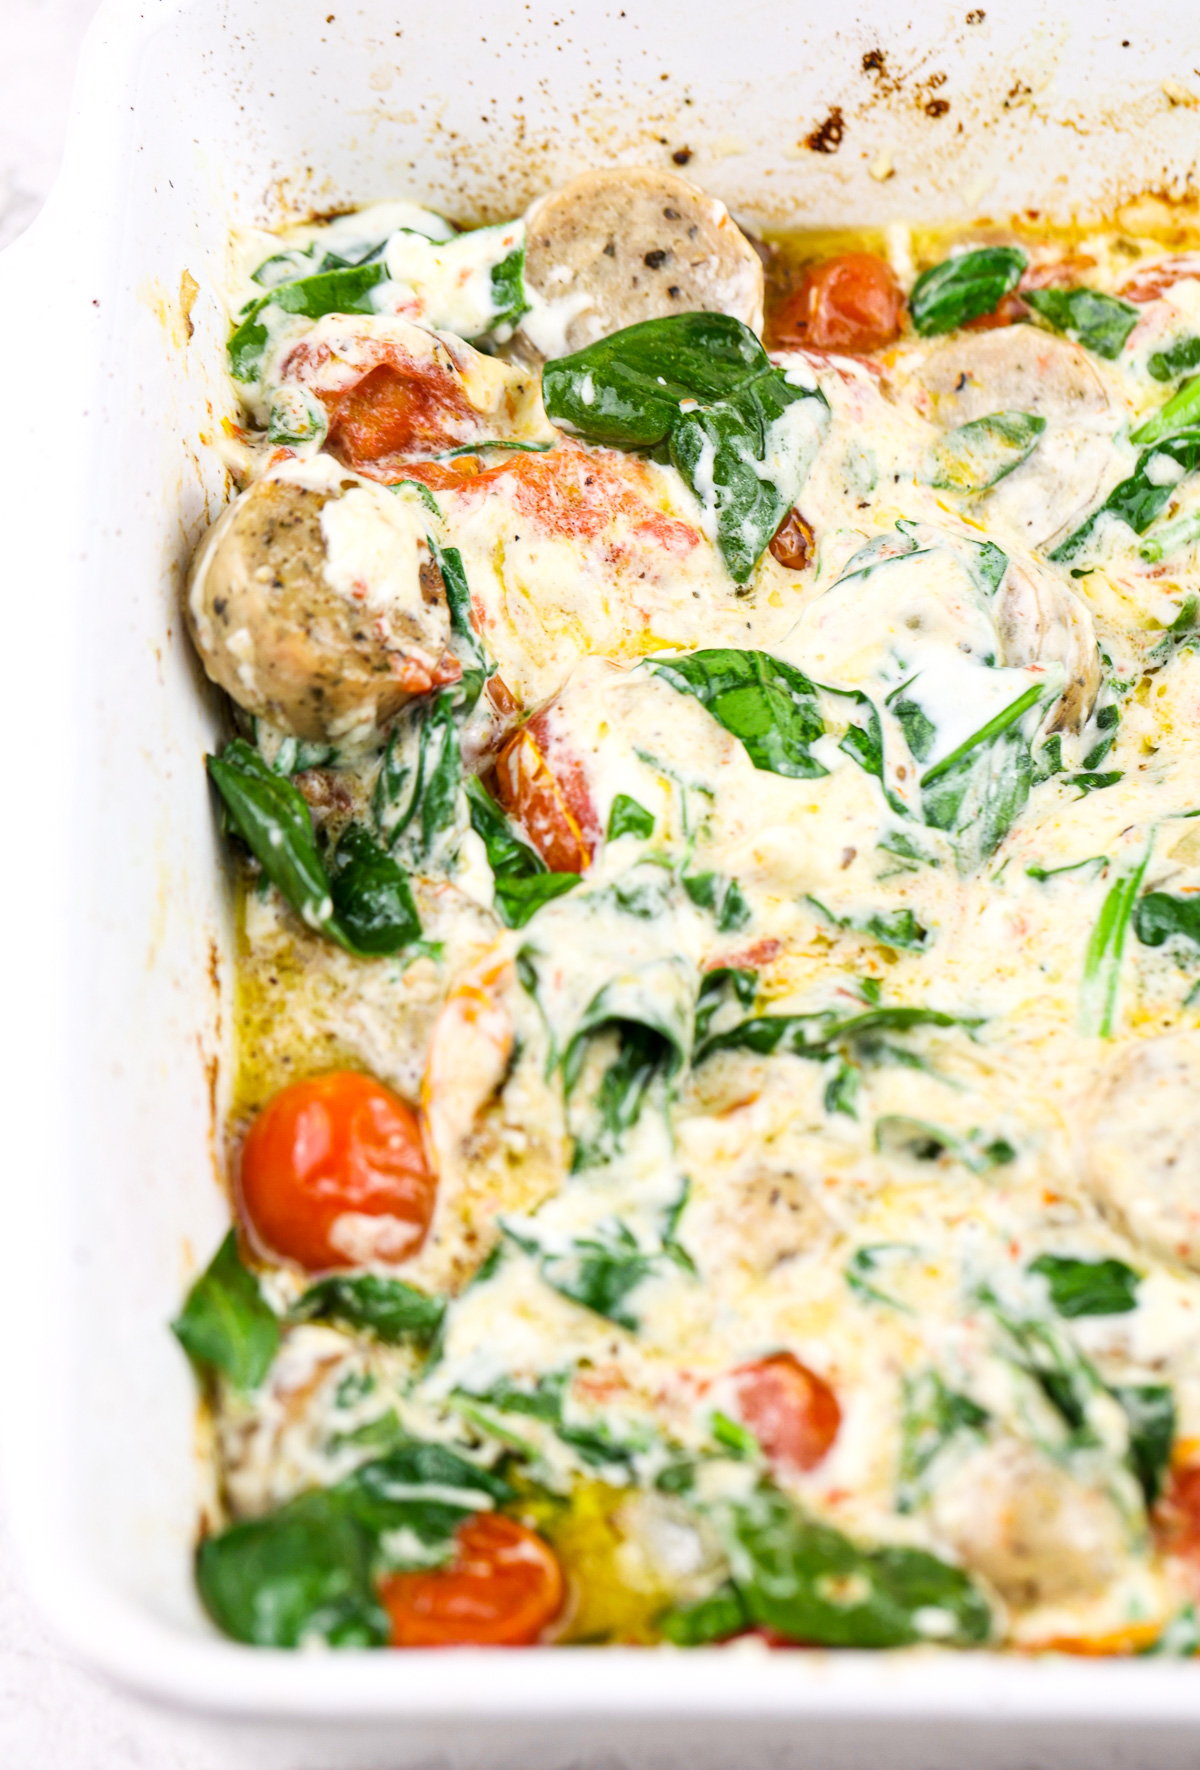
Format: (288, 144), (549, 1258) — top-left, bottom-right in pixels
(768, 507), (815, 571)
(493, 709), (599, 875)
(380, 1514), (565, 1646)
(771, 253), (904, 353)
(734, 1352), (841, 1472)
(238, 1071), (435, 1272)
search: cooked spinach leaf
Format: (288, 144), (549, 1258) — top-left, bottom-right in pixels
(683, 870), (751, 933)
(209, 741), (418, 955)
(897, 1370), (990, 1513)
(652, 649), (827, 779)
(489, 243), (531, 332)
(1079, 847), (1151, 1037)
(1029, 1254), (1141, 1318)
(430, 539), (486, 679)
(1023, 286), (1138, 359)
(909, 247), (1027, 337)
(607, 793), (655, 841)
(196, 1488), (387, 1647)
(458, 1369), (646, 1470)
(340, 1443), (511, 1562)
(807, 895), (929, 952)
(372, 688), (466, 866)
(465, 775), (580, 929)
(1150, 337), (1200, 383)
(542, 314), (827, 582)
(719, 1484), (993, 1647)
(290, 1275), (445, 1345)
(1134, 890), (1200, 953)
(694, 966), (758, 1044)
(327, 823), (421, 955)
(1131, 376), (1200, 447)
(1140, 512), (1200, 563)
(659, 1581), (749, 1646)
(919, 682), (1044, 871)
(927, 411), (1046, 491)
(569, 1023), (676, 1172)
(1026, 854), (1109, 882)
(1111, 1384), (1175, 1506)
(228, 263), (386, 383)
(696, 1002), (979, 1067)
(539, 1221), (662, 1331)
(875, 1115), (1015, 1173)
(1053, 428), (1200, 562)
(171, 1230), (280, 1391)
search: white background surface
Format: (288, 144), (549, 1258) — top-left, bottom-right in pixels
(0, 7), (245, 1762)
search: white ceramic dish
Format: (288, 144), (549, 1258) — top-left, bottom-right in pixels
(3, 0), (1200, 1761)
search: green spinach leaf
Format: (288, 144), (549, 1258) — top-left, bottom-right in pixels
(1134, 890), (1200, 952)
(897, 1370), (989, 1512)
(1111, 1384), (1176, 1506)
(328, 823), (421, 955)
(652, 649), (827, 778)
(807, 895), (928, 951)
(1053, 428), (1200, 562)
(683, 871), (751, 933)
(695, 966), (758, 1044)
(696, 1003), (980, 1066)
(1029, 1253), (1141, 1318)
(659, 1581), (748, 1646)
(228, 263), (386, 383)
(909, 247), (1027, 336)
(196, 1489), (387, 1647)
(919, 683), (1044, 870)
(171, 1231), (280, 1391)
(1131, 376), (1200, 447)
(465, 775), (580, 929)
(539, 1221), (662, 1331)
(1023, 286), (1138, 359)
(1150, 337), (1200, 383)
(542, 314), (827, 582)
(927, 410), (1046, 491)
(720, 1484), (993, 1647)
(1079, 846), (1151, 1037)
(290, 1275), (445, 1345)
(607, 794), (655, 841)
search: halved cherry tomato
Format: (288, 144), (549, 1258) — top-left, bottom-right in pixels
(768, 507), (815, 571)
(493, 708), (598, 874)
(326, 361), (481, 465)
(1121, 254), (1200, 303)
(1155, 1457), (1200, 1564)
(380, 1513), (564, 1646)
(770, 253), (904, 353)
(238, 1071), (434, 1272)
(733, 1352), (841, 1471)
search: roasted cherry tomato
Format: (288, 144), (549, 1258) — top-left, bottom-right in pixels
(380, 1513), (564, 1646)
(734, 1352), (841, 1471)
(493, 709), (598, 875)
(1121, 254), (1200, 303)
(238, 1071), (434, 1272)
(963, 289), (1028, 331)
(770, 253), (904, 353)
(768, 507), (815, 571)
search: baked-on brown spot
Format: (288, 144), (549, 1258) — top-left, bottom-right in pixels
(805, 108), (846, 154)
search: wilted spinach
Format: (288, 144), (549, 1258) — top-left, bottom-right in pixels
(909, 246), (1027, 336)
(651, 649), (828, 778)
(171, 1231), (280, 1392)
(290, 1275), (445, 1345)
(542, 313), (827, 582)
(1023, 286), (1138, 359)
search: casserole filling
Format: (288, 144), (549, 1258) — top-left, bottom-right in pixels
(178, 170), (1200, 1654)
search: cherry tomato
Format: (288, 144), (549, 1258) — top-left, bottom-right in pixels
(1155, 1458), (1200, 1566)
(770, 253), (904, 353)
(238, 1071), (435, 1272)
(493, 709), (598, 874)
(963, 290), (1029, 331)
(1120, 254), (1200, 303)
(734, 1352), (841, 1471)
(380, 1513), (564, 1646)
(768, 507), (815, 571)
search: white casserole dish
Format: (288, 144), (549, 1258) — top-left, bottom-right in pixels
(3, 0), (1200, 1760)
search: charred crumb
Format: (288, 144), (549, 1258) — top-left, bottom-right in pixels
(805, 107), (846, 154)
(925, 97), (951, 117)
(644, 248), (670, 269)
(862, 48), (886, 74)
(671, 147), (693, 166)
